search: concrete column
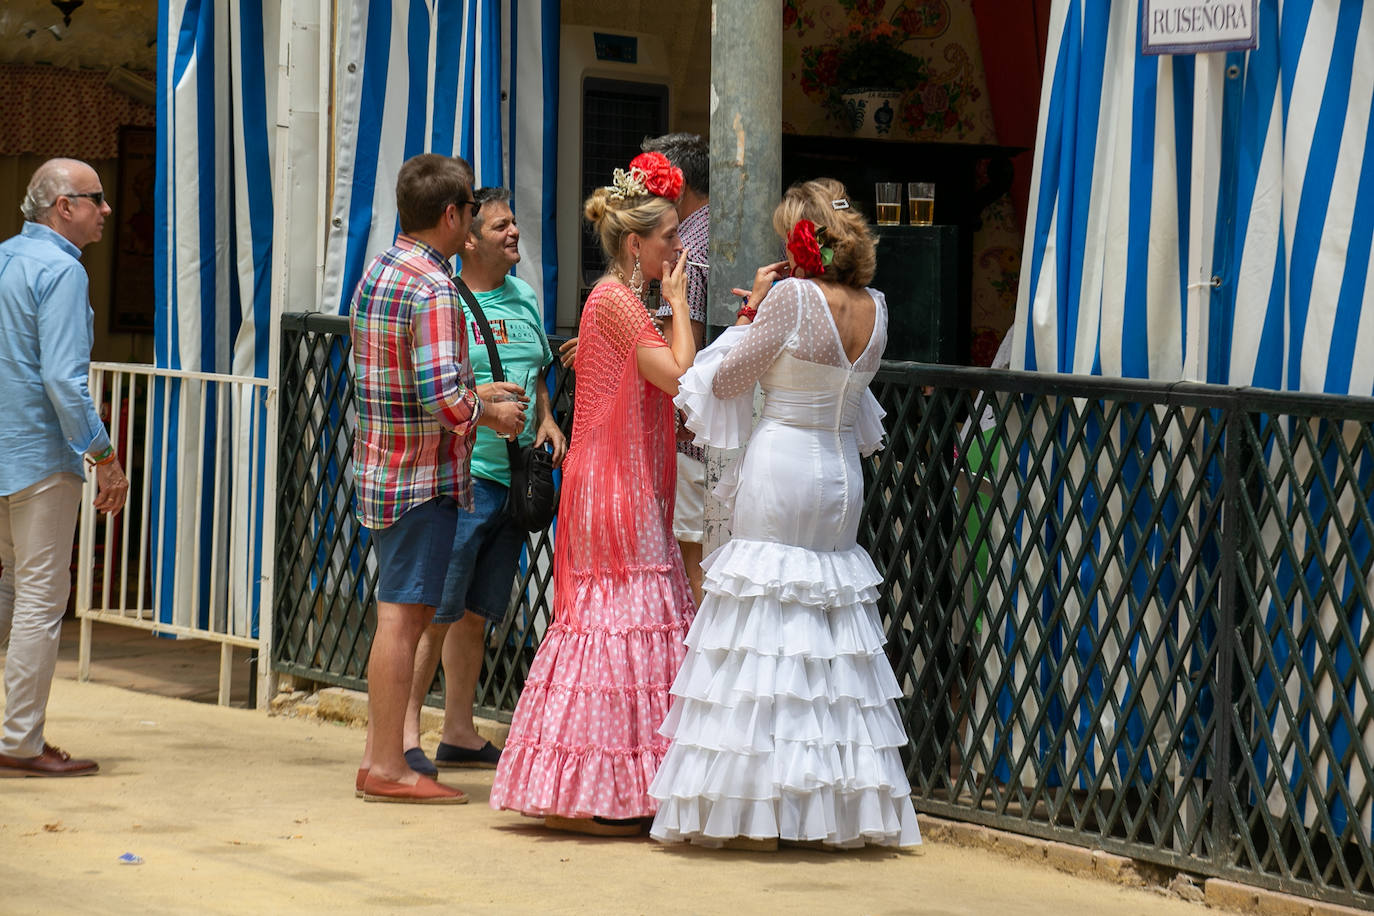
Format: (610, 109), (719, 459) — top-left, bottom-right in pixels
(707, 0), (782, 329)
(703, 0), (782, 553)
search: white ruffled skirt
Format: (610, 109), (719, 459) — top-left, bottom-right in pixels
(648, 537), (922, 848)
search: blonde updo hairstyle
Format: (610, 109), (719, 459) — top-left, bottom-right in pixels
(772, 178), (877, 288)
(583, 188), (676, 265)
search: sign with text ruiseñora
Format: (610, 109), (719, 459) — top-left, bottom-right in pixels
(1141, 0), (1258, 55)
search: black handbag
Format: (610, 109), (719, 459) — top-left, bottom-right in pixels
(454, 278), (560, 531)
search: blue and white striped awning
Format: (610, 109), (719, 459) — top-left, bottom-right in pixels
(157, 0), (275, 379)
(322, 0), (559, 323)
(153, 1), (559, 636)
(1000, 0), (1374, 838)
(1015, 0), (1374, 395)
(152, 0), (277, 639)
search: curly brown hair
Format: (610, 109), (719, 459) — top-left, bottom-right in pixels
(771, 178), (877, 288)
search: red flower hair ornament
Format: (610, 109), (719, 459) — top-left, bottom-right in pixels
(787, 218), (834, 276)
(607, 151), (684, 202)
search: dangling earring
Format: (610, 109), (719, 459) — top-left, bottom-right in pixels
(630, 256), (644, 297)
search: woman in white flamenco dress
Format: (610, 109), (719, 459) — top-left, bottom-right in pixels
(649, 179), (921, 850)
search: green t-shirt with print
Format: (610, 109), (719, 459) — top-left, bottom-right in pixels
(460, 275), (554, 487)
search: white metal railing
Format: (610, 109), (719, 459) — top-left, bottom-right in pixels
(75, 362), (277, 706)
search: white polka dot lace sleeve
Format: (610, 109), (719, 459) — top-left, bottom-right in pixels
(712, 279), (804, 399)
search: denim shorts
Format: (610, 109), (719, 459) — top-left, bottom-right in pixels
(433, 477), (525, 625)
(371, 497), (460, 607)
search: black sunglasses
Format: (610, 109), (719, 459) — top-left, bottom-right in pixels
(451, 197), (480, 217)
(63, 191), (105, 207)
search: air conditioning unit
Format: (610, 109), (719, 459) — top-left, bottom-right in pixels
(556, 25), (671, 332)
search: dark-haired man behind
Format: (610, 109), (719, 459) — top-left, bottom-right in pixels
(641, 132), (710, 605)
(350, 154), (525, 804)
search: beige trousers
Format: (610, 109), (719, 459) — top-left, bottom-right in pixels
(0, 472), (84, 757)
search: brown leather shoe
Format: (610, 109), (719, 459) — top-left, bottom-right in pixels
(0, 743), (98, 778)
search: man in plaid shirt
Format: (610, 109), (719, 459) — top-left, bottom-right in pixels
(351, 154), (526, 804)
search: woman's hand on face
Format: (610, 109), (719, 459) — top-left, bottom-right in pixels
(660, 250), (688, 313)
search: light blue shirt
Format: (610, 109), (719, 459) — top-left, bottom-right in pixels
(0, 222), (110, 495)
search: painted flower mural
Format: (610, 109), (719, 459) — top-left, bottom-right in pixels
(787, 0), (988, 142)
(783, 0), (818, 35)
(900, 44), (981, 135)
(893, 0), (951, 37)
(782, 0), (1016, 358)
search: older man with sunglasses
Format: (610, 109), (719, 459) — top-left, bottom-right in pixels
(0, 158), (128, 778)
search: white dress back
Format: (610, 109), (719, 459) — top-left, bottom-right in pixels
(713, 278), (888, 552)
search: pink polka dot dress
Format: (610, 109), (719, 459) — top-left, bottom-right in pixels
(489, 282), (696, 819)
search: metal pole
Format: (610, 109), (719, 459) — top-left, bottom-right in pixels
(1210, 398), (1244, 867)
(705, 0), (781, 552)
(1183, 52), (1224, 382)
(708, 0), (782, 327)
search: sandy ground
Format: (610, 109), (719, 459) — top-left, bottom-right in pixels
(0, 678), (1213, 916)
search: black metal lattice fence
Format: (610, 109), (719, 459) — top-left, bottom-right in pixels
(275, 315), (1372, 907)
(274, 313), (572, 717)
(863, 363), (1373, 908)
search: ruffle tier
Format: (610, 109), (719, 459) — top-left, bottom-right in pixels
(701, 537), (883, 609)
(492, 740), (669, 820)
(672, 644), (904, 711)
(490, 569), (693, 820)
(649, 540), (921, 848)
(661, 693), (909, 754)
(651, 784), (921, 848)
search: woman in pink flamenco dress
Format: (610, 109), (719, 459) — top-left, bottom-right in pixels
(489, 153), (698, 835)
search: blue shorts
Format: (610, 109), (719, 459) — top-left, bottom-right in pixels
(433, 477), (525, 625)
(371, 497), (459, 607)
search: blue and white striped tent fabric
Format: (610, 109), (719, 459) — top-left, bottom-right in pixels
(995, 0), (1373, 838)
(156, 1), (559, 634)
(154, 0), (276, 638)
(322, 0), (560, 323)
(1014, 0), (1374, 393)
(158, 0), (275, 380)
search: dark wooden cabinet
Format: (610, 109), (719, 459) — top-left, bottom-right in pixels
(871, 224), (960, 364)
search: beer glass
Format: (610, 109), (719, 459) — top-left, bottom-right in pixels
(909, 182), (935, 226)
(875, 183), (902, 226)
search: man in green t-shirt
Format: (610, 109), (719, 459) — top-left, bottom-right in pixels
(402, 187), (566, 773)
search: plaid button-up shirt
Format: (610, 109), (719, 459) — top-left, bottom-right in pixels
(351, 235), (484, 529)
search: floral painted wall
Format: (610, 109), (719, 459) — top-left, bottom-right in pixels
(782, 0), (1020, 364)
(784, 0), (994, 142)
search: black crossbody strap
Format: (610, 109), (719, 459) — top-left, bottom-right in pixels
(454, 277), (505, 383)
(453, 277), (522, 467)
